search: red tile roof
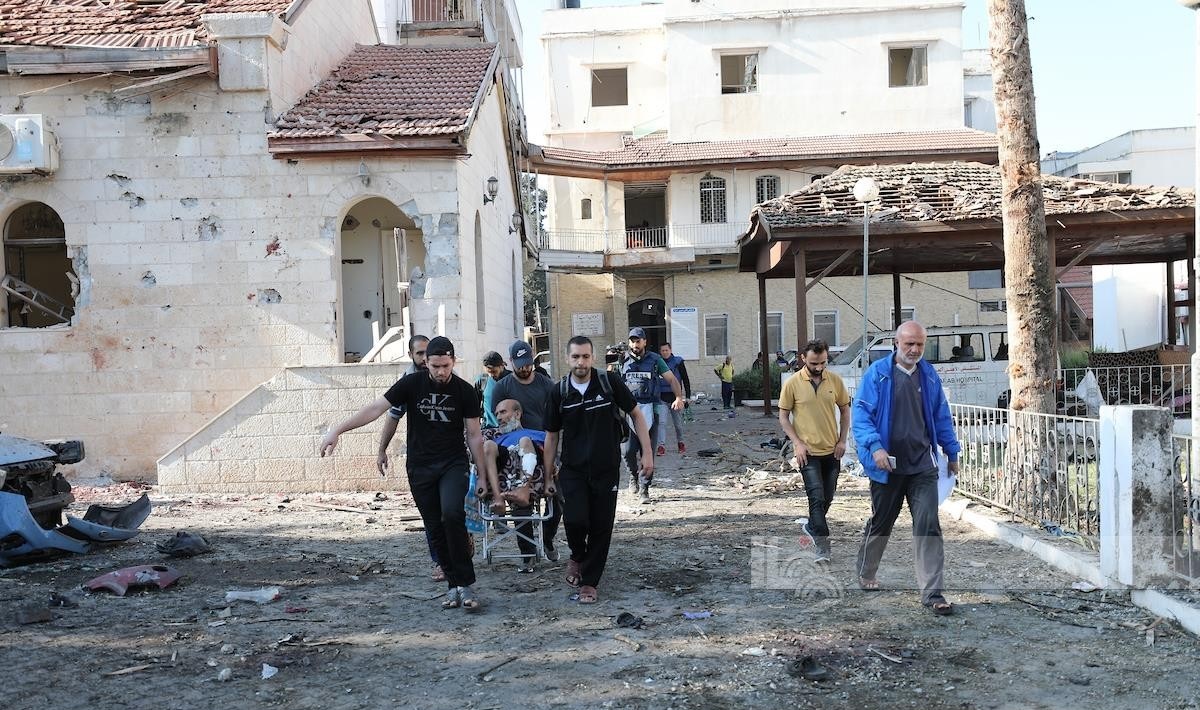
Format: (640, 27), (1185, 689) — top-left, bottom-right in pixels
(533, 128), (999, 170)
(0, 0), (294, 49)
(271, 44), (497, 139)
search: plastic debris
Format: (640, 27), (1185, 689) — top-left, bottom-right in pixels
(217, 668), (233, 682)
(261, 663), (279, 680)
(224, 586), (282, 604)
(741, 646), (767, 656)
(682, 611), (712, 620)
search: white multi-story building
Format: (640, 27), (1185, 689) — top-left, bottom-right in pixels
(530, 0), (1005, 391)
(1043, 127), (1196, 350)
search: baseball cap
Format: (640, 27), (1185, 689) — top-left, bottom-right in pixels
(426, 336), (455, 358)
(628, 327), (647, 340)
(508, 340), (534, 368)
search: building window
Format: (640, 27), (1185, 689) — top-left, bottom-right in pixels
(813, 310), (839, 346)
(979, 299), (1007, 313)
(591, 67), (628, 107)
(764, 311), (783, 354)
(720, 52), (758, 94)
(3, 202), (75, 328)
(890, 307), (915, 324)
(968, 270), (1003, 289)
(888, 45), (928, 87)
(1080, 171), (1132, 184)
(580, 198), (592, 220)
(755, 175), (780, 204)
(704, 313), (728, 357)
(699, 176), (726, 223)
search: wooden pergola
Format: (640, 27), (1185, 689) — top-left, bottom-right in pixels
(737, 162), (1196, 411)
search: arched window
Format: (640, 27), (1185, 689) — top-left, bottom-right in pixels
(699, 176), (726, 223)
(475, 212), (485, 332)
(3, 202), (74, 327)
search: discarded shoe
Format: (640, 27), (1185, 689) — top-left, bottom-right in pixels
(155, 530), (212, 558)
(615, 611), (644, 628)
(787, 655), (830, 681)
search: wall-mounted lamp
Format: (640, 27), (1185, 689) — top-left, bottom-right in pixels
(508, 212), (522, 234)
(483, 176), (499, 204)
(357, 160), (371, 187)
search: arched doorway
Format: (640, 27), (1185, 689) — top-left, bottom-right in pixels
(3, 202), (75, 327)
(628, 298), (666, 351)
(339, 197), (422, 362)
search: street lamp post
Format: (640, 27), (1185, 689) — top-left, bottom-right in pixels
(853, 177), (880, 370)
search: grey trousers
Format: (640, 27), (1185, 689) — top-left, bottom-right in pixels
(855, 468), (946, 605)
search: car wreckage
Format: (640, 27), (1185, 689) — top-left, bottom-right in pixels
(0, 433), (150, 566)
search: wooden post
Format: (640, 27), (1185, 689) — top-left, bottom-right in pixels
(1167, 260), (1177, 345)
(989, 0), (1057, 416)
(795, 248), (808, 347)
(892, 271), (903, 328)
(758, 274), (772, 416)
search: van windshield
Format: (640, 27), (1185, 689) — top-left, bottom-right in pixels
(833, 336), (866, 366)
(833, 335), (894, 367)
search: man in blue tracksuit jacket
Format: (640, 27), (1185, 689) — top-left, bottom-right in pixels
(852, 321), (961, 615)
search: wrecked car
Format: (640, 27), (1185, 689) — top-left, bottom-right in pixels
(0, 434), (150, 566)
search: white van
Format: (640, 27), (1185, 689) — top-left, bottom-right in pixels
(828, 324), (1011, 407)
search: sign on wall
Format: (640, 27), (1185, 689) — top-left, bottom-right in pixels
(670, 307), (699, 360)
(572, 312), (605, 336)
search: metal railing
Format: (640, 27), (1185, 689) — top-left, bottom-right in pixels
(1061, 365), (1191, 417)
(537, 222), (742, 253)
(1170, 435), (1200, 587)
(951, 404), (1101, 537)
(399, 0), (479, 23)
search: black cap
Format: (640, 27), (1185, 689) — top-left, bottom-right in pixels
(426, 336), (455, 358)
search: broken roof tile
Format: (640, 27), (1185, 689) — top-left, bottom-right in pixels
(534, 129), (999, 169)
(0, 0), (294, 49)
(755, 162), (1195, 230)
(271, 43), (497, 139)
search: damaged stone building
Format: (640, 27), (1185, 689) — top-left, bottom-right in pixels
(0, 0), (530, 491)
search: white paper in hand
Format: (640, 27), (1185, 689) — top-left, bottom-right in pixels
(935, 452), (956, 504)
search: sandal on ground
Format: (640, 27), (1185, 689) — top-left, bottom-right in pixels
(516, 558), (535, 574)
(441, 587), (461, 609)
(926, 600), (954, 616)
(577, 585), (598, 604)
(460, 586), (482, 613)
(565, 559), (581, 588)
(431, 564), (445, 582)
(858, 577), (881, 591)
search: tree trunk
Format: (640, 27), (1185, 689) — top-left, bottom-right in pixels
(989, 0), (1061, 520)
(989, 0), (1057, 415)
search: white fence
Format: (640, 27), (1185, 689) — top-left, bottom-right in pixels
(537, 222), (741, 253)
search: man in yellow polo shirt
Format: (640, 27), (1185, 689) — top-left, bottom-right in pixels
(778, 339), (851, 563)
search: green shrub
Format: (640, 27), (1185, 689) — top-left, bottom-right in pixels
(732, 364), (784, 398)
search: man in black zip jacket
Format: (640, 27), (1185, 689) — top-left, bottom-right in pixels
(543, 336), (653, 605)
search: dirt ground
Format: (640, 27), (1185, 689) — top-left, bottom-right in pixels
(3, 406), (1200, 710)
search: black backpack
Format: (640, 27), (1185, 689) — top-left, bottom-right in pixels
(559, 369), (631, 443)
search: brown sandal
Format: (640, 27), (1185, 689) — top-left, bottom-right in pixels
(577, 585), (598, 604)
(565, 559), (581, 587)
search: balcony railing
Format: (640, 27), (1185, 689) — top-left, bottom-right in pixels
(399, 0), (479, 23)
(537, 222), (742, 253)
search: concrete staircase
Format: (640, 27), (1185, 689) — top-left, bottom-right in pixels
(157, 364), (408, 494)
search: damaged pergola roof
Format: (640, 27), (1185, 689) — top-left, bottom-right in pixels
(738, 161), (1195, 279)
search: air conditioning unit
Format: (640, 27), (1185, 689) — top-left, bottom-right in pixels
(0, 114), (59, 175)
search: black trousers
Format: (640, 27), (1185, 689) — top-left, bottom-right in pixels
(800, 453), (840, 552)
(408, 459), (475, 589)
(855, 468), (945, 604)
(559, 465), (620, 588)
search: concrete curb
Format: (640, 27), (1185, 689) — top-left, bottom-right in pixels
(950, 499), (1200, 636)
(1132, 589), (1200, 637)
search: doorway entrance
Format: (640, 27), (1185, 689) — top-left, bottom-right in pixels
(339, 198), (423, 362)
(628, 298), (666, 351)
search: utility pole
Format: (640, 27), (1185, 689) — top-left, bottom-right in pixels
(988, 0), (1057, 416)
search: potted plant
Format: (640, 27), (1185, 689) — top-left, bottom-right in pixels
(732, 364), (784, 405)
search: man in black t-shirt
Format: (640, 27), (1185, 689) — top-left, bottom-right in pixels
(543, 335), (653, 605)
(320, 336), (487, 613)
